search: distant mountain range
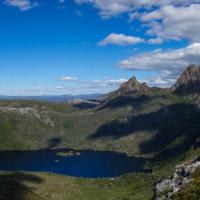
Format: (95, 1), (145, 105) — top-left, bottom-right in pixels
(103, 64), (200, 103)
(0, 93), (101, 103)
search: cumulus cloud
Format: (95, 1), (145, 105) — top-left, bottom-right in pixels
(98, 33), (144, 46)
(9, 78), (128, 95)
(120, 43), (200, 71)
(119, 43), (200, 87)
(75, 1), (200, 43)
(4, 0), (38, 11)
(92, 78), (127, 87)
(74, 0), (200, 18)
(140, 4), (200, 42)
(55, 86), (64, 89)
(58, 76), (79, 81)
(147, 38), (163, 44)
(140, 72), (178, 88)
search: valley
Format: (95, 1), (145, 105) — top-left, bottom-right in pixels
(0, 65), (200, 199)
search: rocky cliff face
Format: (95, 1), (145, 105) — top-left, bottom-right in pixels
(155, 156), (200, 200)
(172, 64), (200, 93)
(0, 106), (55, 127)
(105, 76), (150, 102)
(102, 65), (200, 105)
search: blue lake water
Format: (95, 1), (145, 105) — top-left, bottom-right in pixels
(0, 149), (145, 178)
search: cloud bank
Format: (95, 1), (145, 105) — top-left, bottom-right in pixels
(4, 0), (38, 11)
(74, 0), (200, 18)
(98, 33), (144, 46)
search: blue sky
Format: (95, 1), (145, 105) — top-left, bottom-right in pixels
(0, 0), (200, 95)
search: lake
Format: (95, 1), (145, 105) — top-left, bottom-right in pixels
(0, 149), (145, 178)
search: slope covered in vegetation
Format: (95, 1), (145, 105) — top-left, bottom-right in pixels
(0, 65), (200, 199)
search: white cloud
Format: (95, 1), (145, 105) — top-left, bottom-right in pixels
(120, 43), (200, 87)
(74, 0), (200, 18)
(140, 77), (168, 88)
(58, 76), (79, 81)
(140, 4), (200, 42)
(147, 38), (163, 44)
(4, 0), (38, 11)
(7, 78), (128, 95)
(120, 43), (200, 71)
(75, 1), (200, 43)
(140, 74), (177, 88)
(93, 78), (127, 87)
(55, 86), (64, 89)
(98, 33), (144, 46)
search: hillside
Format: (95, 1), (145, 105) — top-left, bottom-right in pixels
(0, 65), (200, 199)
(0, 65), (200, 156)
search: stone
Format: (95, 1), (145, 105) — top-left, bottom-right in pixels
(172, 64), (200, 93)
(154, 157), (200, 200)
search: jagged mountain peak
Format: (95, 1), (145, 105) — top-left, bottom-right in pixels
(104, 76), (150, 102)
(173, 64), (200, 93)
(118, 76), (149, 93)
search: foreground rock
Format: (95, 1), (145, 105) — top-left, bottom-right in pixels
(173, 64), (200, 93)
(0, 106), (55, 127)
(155, 156), (200, 200)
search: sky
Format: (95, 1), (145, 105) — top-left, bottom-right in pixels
(0, 0), (200, 95)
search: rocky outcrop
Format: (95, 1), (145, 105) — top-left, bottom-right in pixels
(0, 106), (55, 127)
(104, 76), (150, 102)
(172, 64), (200, 93)
(155, 156), (200, 200)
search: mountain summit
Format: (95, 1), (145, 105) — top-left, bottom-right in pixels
(105, 76), (150, 102)
(103, 64), (200, 103)
(173, 64), (200, 93)
(116, 76), (150, 95)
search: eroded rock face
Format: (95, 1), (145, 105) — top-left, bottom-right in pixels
(173, 64), (200, 93)
(105, 76), (150, 102)
(155, 156), (200, 200)
(0, 107), (55, 127)
(118, 77), (150, 94)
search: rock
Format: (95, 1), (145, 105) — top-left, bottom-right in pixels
(0, 106), (55, 127)
(172, 64), (200, 93)
(154, 156), (200, 200)
(104, 76), (151, 103)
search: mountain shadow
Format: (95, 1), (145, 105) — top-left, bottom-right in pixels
(139, 103), (200, 163)
(99, 94), (167, 110)
(73, 102), (98, 109)
(46, 137), (61, 149)
(90, 103), (200, 160)
(0, 172), (43, 200)
(90, 102), (170, 139)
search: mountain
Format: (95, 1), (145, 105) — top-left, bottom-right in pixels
(104, 76), (150, 102)
(0, 65), (200, 200)
(0, 94), (101, 103)
(172, 64), (200, 93)
(103, 64), (200, 104)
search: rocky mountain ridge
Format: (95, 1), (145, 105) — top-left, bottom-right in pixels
(104, 76), (151, 102)
(172, 64), (200, 93)
(104, 64), (200, 103)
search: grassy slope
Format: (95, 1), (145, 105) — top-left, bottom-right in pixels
(0, 172), (154, 200)
(0, 93), (189, 154)
(0, 93), (200, 199)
